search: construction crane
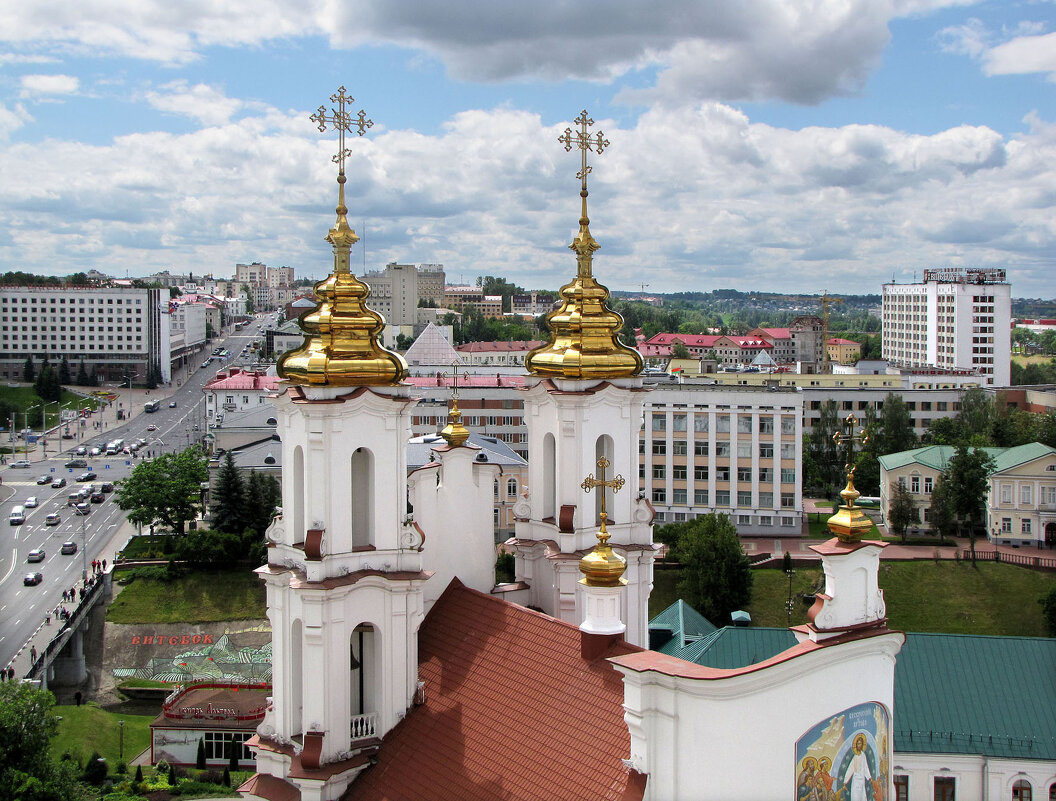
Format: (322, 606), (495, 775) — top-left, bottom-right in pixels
(820, 291), (843, 373)
(638, 282), (650, 298)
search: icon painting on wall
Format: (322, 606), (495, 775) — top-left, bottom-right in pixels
(795, 701), (890, 800)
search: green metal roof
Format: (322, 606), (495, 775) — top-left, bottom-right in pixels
(650, 610), (1056, 760)
(650, 600), (718, 656)
(877, 445), (1010, 473)
(990, 442), (1056, 472)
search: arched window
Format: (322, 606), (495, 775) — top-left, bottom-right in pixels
(542, 433), (556, 520)
(507, 477), (518, 499)
(1012, 780), (1031, 801)
(493, 479), (499, 499)
(351, 448), (375, 549)
(349, 624), (378, 745)
(1048, 781), (1055, 801)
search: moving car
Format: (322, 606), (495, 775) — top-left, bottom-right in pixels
(51, 477), (67, 488)
(146, 424), (158, 431)
(101, 482), (114, 493)
(9, 506), (25, 525)
(24, 496), (38, 508)
(60, 540), (77, 554)
(36, 474), (51, 485)
(47, 514), (62, 527)
(74, 502), (90, 515)
(27, 548), (45, 562)
(89, 447), (102, 457)
(169, 401), (177, 408)
(75, 446), (88, 456)
(90, 491), (105, 503)
(23, 572), (43, 586)
(77, 472), (97, 482)
(65, 459), (88, 469)
(10, 460), (31, 468)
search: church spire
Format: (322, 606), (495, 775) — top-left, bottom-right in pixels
(277, 86), (407, 387)
(525, 110), (643, 380)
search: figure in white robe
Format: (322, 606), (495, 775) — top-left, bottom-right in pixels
(842, 734), (872, 801)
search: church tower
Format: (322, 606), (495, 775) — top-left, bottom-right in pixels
(511, 110), (656, 647)
(249, 88), (429, 801)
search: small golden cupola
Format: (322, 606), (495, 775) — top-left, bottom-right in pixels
(826, 414), (874, 542)
(525, 110), (643, 380)
(578, 457), (628, 587)
(439, 363), (471, 447)
(277, 87), (408, 387)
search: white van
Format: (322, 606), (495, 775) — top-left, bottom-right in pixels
(9, 505), (26, 525)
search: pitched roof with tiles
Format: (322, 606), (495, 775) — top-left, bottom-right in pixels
(655, 610), (1056, 761)
(454, 340), (545, 353)
(643, 333), (722, 348)
(756, 327), (791, 340)
(343, 579), (646, 801)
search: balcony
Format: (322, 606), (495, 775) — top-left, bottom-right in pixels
(351, 712), (377, 741)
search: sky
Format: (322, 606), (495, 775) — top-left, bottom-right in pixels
(1, 1), (1055, 299)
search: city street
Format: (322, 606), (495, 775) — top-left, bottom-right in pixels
(0, 324), (265, 671)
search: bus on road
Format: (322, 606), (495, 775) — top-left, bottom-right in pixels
(144, 399), (161, 413)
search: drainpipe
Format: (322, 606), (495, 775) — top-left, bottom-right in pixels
(981, 756), (989, 801)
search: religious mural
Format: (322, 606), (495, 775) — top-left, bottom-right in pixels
(795, 701), (890, 801)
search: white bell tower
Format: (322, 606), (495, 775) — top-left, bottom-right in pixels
(248, 88), (429, 801)
(510, 109), (656, 648)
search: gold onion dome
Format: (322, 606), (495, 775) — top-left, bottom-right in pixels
(826, 469), (873, 543)
(440, 396), (470, 446)
(277, 88), (407, 387)
(579, 515), (627, 587)
(525, 110), (642, 380)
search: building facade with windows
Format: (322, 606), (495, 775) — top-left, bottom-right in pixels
(0, 285), (171, 384)
(882, 268), (1011, 386)
(640, 384), (804, 536)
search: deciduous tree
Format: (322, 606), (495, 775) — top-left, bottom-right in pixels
(944, 445), (996, 565)
(887, 481), (918, 544)
(116, 446), (209, 534)
(0, 682), (77, 800)
(675, 513), (753, 625)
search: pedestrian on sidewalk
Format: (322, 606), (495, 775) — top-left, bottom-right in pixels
(30, 646), (36, 662)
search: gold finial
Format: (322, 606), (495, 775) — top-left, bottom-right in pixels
(439, 361), (470, 446)
(579, 457), (627, 586)
(525, 110), (643, 380)
(827, 414), (873, 542)
(277, 87), (407, 387)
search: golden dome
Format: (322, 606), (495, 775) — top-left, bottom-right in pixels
(277, 172), (408, 386)
(579, 515), (627, 587)
(440, 397), (470, 446)
(525, 111), (642, 380)
(826, 469), (873, 543)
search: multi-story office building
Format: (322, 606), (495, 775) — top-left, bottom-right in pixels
(358, 263), (447, 325)
(0, 285), (171, 384)
(800, 386), (968, 436)
(640, 384), (804, 535)
(882, 268), (1011, 386)
(235, 262), (295, 312)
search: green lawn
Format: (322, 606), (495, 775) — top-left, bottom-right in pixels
(117, 534), (176, 560)
(51, 702), (154, 766)
(108, 569), (266, 623)
(654, 561), (1056, 636)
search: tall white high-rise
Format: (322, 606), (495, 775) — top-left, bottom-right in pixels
(882, 268), (1011, 386)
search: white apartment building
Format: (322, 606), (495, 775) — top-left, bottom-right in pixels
(359, 263), (447, 325)
(640, 384), (804, 536)
(882, 268), (1011, 386)
(0, 285), (171, 384)
(800, 386), (968, 436)
(235, 262), (294, 312)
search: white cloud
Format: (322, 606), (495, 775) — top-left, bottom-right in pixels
(143, 82), (243, 126)
(0, 102), (32, 140)
(941, 19), (1056, 81)
(19, 73), (79, 98)
(0, 0), (966, 103)
(0, 102), (1052, 297)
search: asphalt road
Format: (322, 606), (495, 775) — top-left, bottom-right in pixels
(0, 320), (269, 669)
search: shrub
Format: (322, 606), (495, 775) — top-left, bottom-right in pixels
(198, 769), (224, 785)
(169, 763), (177, 786)
(196, 738), (206, 769)
(1042, 587), (1056, 636)
(83, 751), (109, 785)
(495, 551), (515, 584)
(116, 761), (128, 775)
(223, 767), (231, 787)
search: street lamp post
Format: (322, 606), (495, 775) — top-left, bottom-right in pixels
(24, 403), (41, 461)
(80, 512), (88, 582)
(41, 401), (60, 457)
(785, 566), (796, 625)
(118, 720), (124, 760)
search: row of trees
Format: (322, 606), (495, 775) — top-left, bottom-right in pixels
(23, 355), (102, 389)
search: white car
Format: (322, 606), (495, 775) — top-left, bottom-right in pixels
(24, 496), (38, 508)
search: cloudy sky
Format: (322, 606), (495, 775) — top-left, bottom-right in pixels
(1, 1), (1055, 298)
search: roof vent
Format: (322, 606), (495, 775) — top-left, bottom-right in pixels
(266, 417), (277, 426)
(475, 453), (488, 462)
(264, 454), (276, 465)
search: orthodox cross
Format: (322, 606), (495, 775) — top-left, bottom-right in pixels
(832, 413), (869, 474)
(439, 361), (465, 402)
(581, 456), (625, 522)
(559, 109), (609, 187)
(310, 86), (373, 174)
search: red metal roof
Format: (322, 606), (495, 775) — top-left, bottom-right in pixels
(405, 375), (527, 388)
(454, 340), (545, 353)
(643, 333), (721, 348)
(204, 370), (283, 392)
(827, 338), (860, 345)
(754, 327), (791, 340)
(343, 580), (646, 801)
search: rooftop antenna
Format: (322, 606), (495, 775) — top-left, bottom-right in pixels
(363, 218), (366, 272)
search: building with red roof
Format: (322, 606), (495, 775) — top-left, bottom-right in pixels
(204, 368), (283, 420)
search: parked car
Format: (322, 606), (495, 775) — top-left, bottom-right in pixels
(74, 502), (90, 516)
(65, 459), (88, 469)
(10, 460), (31, 468)
(51, 477), (67, 488)
(24, 496), (38, 508)
(36, 474), (51, 485)
(77, 472), (97, 482)
(27, 548), (45, 562)
(47, 514), (62, 527)
(60, 540), (76, 553)
(23, 572), (43, 586)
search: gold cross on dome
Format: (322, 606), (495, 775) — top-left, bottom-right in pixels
(439, 361), (464, 402)
(581, 456), (625, 521)
(559, 109), (609, 186)
(310, 86), (374, 174)
(832, 413), (869, 473)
